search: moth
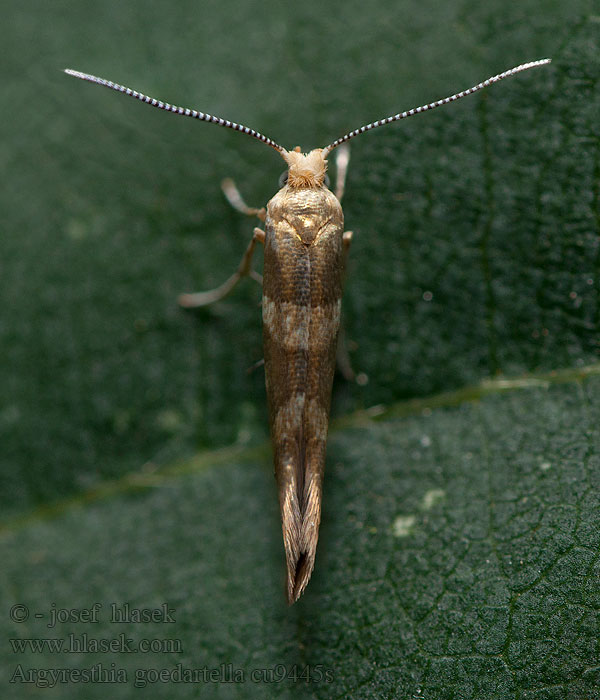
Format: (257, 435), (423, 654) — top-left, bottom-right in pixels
(65, 58), (550, 603)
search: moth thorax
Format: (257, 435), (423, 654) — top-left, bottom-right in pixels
(282, 148), (328, 188)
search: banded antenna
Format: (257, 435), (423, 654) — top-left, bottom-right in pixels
(322, 58), (551, 155)
(65, 59), (551, 160)
(64, 68), (285, 155)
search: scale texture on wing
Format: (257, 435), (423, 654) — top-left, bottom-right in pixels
(262, 185), (344, 604)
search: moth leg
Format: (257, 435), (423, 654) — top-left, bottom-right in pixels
(222, 178), (266, 222)
(336, 229), (359, 381)
(178, 227), (265, 308)
(342, 229), (353, 258)
(336, 324), (356, 382)
(246, 357), (265, 375)
(334, 144), (351, 202)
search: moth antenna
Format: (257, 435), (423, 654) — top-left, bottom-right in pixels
(322, 58), (551, 155)
(64, 68), (286, 156)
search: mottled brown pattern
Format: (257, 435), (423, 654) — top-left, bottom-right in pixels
(263, 184), (344, 603)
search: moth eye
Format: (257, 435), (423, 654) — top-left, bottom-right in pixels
(323, 174), (331, 188)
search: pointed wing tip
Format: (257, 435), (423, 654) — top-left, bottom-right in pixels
(279, 460), (324, 604)
(287, 576), (308, 605)
(287, 577), (309, 605)
(286, 550), (316, 604)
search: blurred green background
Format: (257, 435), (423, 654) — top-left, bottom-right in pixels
(2, 0), (599, 698)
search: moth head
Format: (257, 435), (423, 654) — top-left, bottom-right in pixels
(281, 147), (328, 188)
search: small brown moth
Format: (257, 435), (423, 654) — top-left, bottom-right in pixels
(65, 58), (550, 603)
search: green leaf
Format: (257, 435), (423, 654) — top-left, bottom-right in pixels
(2, 371), (599, 698)
(2, 1), (599, 698)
